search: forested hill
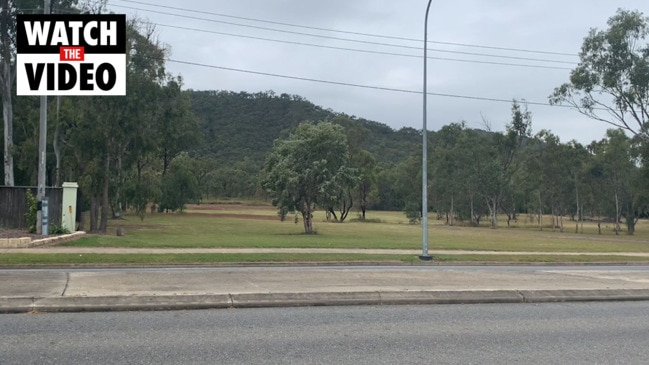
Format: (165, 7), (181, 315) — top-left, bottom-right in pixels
(188, 90), (421, 166)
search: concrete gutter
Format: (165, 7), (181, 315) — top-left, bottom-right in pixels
(3, 289), (649, 313)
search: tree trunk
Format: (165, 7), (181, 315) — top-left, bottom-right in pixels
(360, 184), (368, 221)
(89, 196), (98, 232)
(99, 154), (110, 233)
(574, 176), (580, 234)
(162, 149), (170, 176)
(302, 209), (314, 234)
(100, 175), (109, 233)
(551, 208), (556, 232)
(538, 192), (543, 231)
(1, 0), (14, 186)
(580, 203), (584, 234)
(470, 195), (476, 226)
(487, 198), (497, 229)
(338, 191), (353, 223)
(626, 216), (635, 235)
(597, 209), (601, 235)
(449, 194), (454, 226)
(113, 155), (123, 219)
(614, 192), (620, 235)
(625, 202), (636, 235)
(327, 208), (338, 222)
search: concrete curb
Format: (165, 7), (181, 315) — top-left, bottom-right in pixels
(517, 289), (649, 303)
(3, 289), (649, 313)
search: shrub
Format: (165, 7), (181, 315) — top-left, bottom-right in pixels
(25, 190), (37, 233)
(404, 202), (421, 225)
(50, 224), (70, 235)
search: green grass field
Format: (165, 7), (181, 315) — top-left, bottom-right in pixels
(64, 205), (649, 253)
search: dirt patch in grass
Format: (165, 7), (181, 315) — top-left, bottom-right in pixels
(0, 229), (41, 240)
(186, 204), (275, 211)
(183, 212), (280, 221)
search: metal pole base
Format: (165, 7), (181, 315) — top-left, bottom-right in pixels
(418, 255), (433, 261)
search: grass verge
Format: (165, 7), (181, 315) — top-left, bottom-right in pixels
(1, 253), (648, 266)
(65, 213), (649, 253)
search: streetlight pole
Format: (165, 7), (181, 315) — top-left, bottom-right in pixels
(419, 0), (433, 261)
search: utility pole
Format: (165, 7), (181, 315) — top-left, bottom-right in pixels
(36, 0), (50, 235)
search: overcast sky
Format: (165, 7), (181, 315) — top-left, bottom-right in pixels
(106, 0), (648, 145)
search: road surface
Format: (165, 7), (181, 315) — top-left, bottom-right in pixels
(2, 302), (648, 364)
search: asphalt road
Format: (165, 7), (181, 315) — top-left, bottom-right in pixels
(2, 302), (649, 364)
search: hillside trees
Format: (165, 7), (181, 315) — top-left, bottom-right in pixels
(261, 122), (354, 234)
(211, 160), (259, 199)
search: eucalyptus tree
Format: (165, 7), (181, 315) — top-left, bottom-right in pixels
(550, 9), (649, 141)
(589, 129), (644, 234)
(261, 121), (353, 234)
(529, 130), (574, 232)
(431, 122), (465, 225)
(351, 149), (377, 220)
(477, 102), (532, 228)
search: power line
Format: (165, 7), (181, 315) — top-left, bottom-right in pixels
(113, 0), (578, 58)
(165, 57), (573, 108)
(52, 6), (574, 70)
(153, 23), (572, 71)
(109, 4), (576, 65)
